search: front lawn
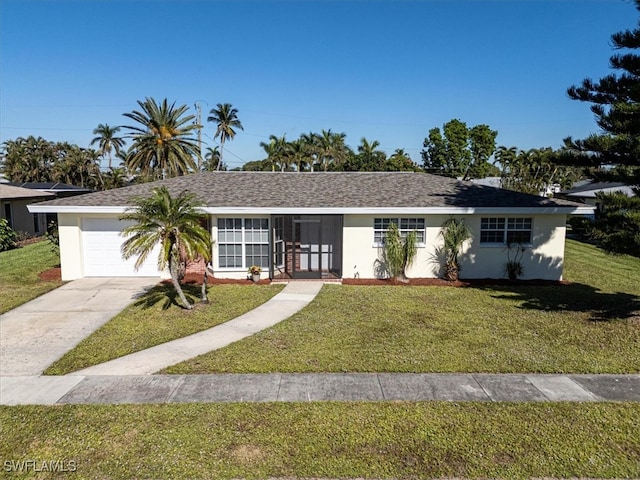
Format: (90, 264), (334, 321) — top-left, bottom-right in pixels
(45, 283), (284, 375)
(1, 402), (638, 479)
(0, 240), (62, 314)
(166, 240), (640, 374)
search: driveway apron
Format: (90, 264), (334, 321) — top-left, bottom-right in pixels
(0, 278), (157, 376)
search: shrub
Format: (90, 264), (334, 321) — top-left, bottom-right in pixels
(46, 220), (60, 253)
(0, 219), (18, 251)
(381, 223), (418, 282)
(568, 215), (593, 238)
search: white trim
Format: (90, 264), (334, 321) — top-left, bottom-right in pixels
(28, 205), (596, 215)
(28, 205), (129, 214)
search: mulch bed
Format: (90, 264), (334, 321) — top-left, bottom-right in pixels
(38, 267), (62, 282)
(36, 268), (569, 287)
(169, 273), (271, 286)
(342, 277), (570, 287)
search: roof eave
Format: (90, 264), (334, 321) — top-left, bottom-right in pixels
(28, 205), (594, 215)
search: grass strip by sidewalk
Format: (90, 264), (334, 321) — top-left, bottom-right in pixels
(1, 402), (638, 479)
(0, 240), (62, 314)
(165, 240), (640, 374)
(44, 283), (284, 375)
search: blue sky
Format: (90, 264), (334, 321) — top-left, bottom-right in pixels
(0, 0), (634, 170)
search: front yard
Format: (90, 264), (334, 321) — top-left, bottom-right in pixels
(0, 240), (62, 314)
(165, 240), (640, 374)
(2, 239), (639, 478)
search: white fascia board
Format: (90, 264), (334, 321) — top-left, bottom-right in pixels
(202, 206), (593, 215)
(27, 205), (129, 214)
(28, 204), (596, 215)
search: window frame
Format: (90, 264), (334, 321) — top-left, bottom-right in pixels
(217, 217), (270, 270)
(479, 217), (533, 246)
(373, 217), (426, 247)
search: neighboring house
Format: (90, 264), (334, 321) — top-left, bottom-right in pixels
(558, 180), (636, 206)
(4, 181), (93, 226)
(0, 185), (54, 236)
(28, 172), (594, 282)
(5, 182), (94, 198)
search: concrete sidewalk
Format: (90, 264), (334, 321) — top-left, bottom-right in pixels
(0, 278), (157, 376)
(2, 373), (639, 405)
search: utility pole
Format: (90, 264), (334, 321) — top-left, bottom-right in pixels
(194, 102), (202, 170)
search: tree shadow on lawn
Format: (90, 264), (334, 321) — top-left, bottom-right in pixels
(132, 284), (202, 310)
(472, 282), (640, 322)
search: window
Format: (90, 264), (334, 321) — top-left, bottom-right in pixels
(4, 203), (12, 229)
(374, 218), (425, 245)
(217, 218), (269, 269)
(480, 217), (532, 244)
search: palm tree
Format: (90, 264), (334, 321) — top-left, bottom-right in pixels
(90, 124), (125, 169)
(327, 130), (349, 170)
(382, 222), (418, 283)
(300, 132), (320, 171)
(120, 186), (212, 309)
(260, 134), (291, 171)
(102, 167), (128, 190)
(207, 103), (243, 170)
(123, 97), (200, 180)
(437, 218), (472, 282)
(202, 146), (221, 172)
(289, 139), (308, 172)
(354, 137), (386, 171)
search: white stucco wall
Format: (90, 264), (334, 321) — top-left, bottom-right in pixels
(342, 214), (443, 280)
(343, 214), (567, 281)
(57, 213), (168, 280)
(56, 212), (568, 281)
(459, 215), (566, 280)
(58, 213), (83, 280)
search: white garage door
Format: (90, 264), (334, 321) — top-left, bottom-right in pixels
(82, 218), (161, 277)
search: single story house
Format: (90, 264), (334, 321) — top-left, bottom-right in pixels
(28, 171), (594, 281)
(5, 182), (94, 198)
(558, 180), (636, 206)
(0, 184), (54, 236)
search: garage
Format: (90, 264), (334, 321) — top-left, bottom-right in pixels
(81, 218), (161, 277)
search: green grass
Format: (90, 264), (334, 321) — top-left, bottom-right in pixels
(44, 283), (284, 375)
(0, 240), (62, 314)
(564, 238), (640, 293)
(166, 240), (640, 374)
(1, 402), (638, 479)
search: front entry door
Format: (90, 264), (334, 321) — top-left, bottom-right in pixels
(292, 217), (322, 279)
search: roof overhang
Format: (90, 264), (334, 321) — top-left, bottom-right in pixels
(28, 204), (596, 215)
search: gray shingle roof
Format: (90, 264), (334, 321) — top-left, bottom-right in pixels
(33, 171), (585, 210)
(0, 184), (55, 200)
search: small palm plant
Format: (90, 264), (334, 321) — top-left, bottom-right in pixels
(504, 242), (526, 280)
(120, 186), (212, 309)
(438, 218), (472, 281)
(383, 223), (418, 283)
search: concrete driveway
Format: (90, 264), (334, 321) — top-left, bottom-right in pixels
(0, 277), (157, 376)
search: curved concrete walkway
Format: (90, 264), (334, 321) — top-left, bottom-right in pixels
(70, 281), (323, 376)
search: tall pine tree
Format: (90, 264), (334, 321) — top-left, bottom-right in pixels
(562, 0), (640, 185)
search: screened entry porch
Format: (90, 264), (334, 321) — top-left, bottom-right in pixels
(272, 215), (343, 280)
